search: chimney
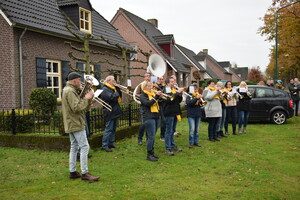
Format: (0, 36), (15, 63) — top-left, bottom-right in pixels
(147, 19), (158, 28)
(202, 49), (208, 54)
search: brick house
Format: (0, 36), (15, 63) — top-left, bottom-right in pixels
(218, 61), (242, 82)
(0, 0), (130, 109)
(196, 49), (234, 81)
(111, 8), (210, 87)
(230, 66), (249, 81)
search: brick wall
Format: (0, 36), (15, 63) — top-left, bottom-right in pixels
(0, 23), (125, 109)
(0, 16), (19, 109)
(111, 12), (165, 88)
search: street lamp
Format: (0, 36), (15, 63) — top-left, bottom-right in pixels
(274, 1), (300, 82)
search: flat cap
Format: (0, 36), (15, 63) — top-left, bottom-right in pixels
(68, 72), (82, 81)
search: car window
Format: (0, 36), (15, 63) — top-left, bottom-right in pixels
(248, 87), (255, 96)
(274, 90), (285, 97)
(255, 88), (273, 98)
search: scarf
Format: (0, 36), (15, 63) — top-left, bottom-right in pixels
(105, 83), (122, 103)
(143, 90), (159, 113)
(192, 92), (200, 105)
(207, 86), (220, 99)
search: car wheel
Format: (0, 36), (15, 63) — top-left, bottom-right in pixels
(271, 110), (286, 125)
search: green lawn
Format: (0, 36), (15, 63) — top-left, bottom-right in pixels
(0, 117), (299, 200)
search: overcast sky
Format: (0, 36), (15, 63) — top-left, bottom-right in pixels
(90, 0), (272, 72)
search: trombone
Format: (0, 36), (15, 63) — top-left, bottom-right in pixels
(94, 89), (112, 112)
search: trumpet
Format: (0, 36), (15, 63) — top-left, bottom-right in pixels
(219, 89), (228, 97)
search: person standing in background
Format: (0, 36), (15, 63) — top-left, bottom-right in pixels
(237, 81), (252, 134)
(288, 78), (300, 116)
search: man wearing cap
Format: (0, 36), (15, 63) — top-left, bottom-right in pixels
(62, 72), (99, 181)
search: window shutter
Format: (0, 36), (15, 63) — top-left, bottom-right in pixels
(76, 62), (84, 82)
(36, 57), (47, 87)
(94, 64), (101, 81)
(62, 61), (70, 87)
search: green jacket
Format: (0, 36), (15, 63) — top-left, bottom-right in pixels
(62, 83), (90, 133)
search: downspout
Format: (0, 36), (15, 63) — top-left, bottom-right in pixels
(19, 27), (27, 109)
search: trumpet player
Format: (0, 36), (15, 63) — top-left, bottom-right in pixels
(163, 76), (184, 156)
(99, 75), (123, 152)
(224, 81), (238, 135)
(186, 83), (203, 148)
(140, 81), (162, 161)
(62, 72), (99, 181)
(215, 81), (227, 138)
(156, 76), (166, 141)
(237, 81), (252, 134)
(137, 72), (151, 145)
(202, 80), (222, 142)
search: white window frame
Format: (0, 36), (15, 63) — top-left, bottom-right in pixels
(79, 7), (92, 34)
(46, 59), (62, 100)
(83, 64), (94, 77)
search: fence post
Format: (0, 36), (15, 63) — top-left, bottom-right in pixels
(128, 103), (132, 126)
(12, 109), (16, 135)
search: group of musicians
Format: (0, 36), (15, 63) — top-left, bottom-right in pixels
(62, 71), (252, 181)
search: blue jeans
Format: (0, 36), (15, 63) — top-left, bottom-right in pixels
(188, 117), (201, 145)
(238, 110), (250, 128)
(144, 119), (159, 151)
(69, 130), (89, 174)
(225, 106), (237, 132)
(102, 118), (117, 147)
(165, 116), (176, 149)
(207, 117), (220, 140)
(173, 116), (178, 133)
(159, 108), (166, 138)
(138, 108), (145, 141)
(216, 108), (226, 132)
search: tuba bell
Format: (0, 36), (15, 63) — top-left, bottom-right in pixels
(133, 54), (166, 104)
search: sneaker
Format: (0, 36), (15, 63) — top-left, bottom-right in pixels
(173, 132), (181, 136)
(189, 145), (193, 149)
(69, 171), (81, 179)
(209, 138), (215, 142)
(147, 154), (158, 162)
(81, 173), (99, 182)
(214, 138), (220, 142)
(153, 154), (159, 159)
(166, 149), (174, 156)
(225, 132), (230, 135)
(160, 138), (165, 141)
(101, 147), (113, 152)
(138, 140), (142, 145)
(194, 143), (202, 147)
(171, 146), (182, 152)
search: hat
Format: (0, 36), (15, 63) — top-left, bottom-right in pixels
(68, 72), (82, 81)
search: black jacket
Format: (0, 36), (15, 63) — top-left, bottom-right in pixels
(288, 83), (300, 101)
(140, 92), (160, 121)
(186, 95), (202, 118)
(237, 88), (252, 111)
(163, 88), (183, 116)
(99, 85), (122, 121)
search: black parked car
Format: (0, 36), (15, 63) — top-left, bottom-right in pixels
(246, 85), (294, 124)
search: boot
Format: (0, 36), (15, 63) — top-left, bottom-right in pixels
(232, 127), (237, 135)
(81, 173), (100, 181)
(238, 128), (242, 134)
(243, 127), (247, 134)
(217, 131), (222, 138)
(150, 150), (159, 159)
(147, 151), (158, 161)
(219, 130), (227, 137)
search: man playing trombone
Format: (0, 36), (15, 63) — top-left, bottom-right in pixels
(99, 75), (123, 152)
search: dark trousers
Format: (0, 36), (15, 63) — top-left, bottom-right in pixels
(159, 108), (166, 138)
(207, 117), (221, 140)
(144, 119), (159, 152)
(293, 100), (299, 116)
(225, 106), (237, 133)
(138, 108), (145, 141)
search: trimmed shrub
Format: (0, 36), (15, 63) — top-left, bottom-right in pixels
(29, 88), (57, 115)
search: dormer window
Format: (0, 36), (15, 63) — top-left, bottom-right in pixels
(79, 7), (92, 34)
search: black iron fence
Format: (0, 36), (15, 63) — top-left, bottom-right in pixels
(0, 103), (141, 135)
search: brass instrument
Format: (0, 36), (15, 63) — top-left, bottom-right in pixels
(100, 79), (139, 100)
(80, 76), (112, 111)
(94, 90), (112, 112)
